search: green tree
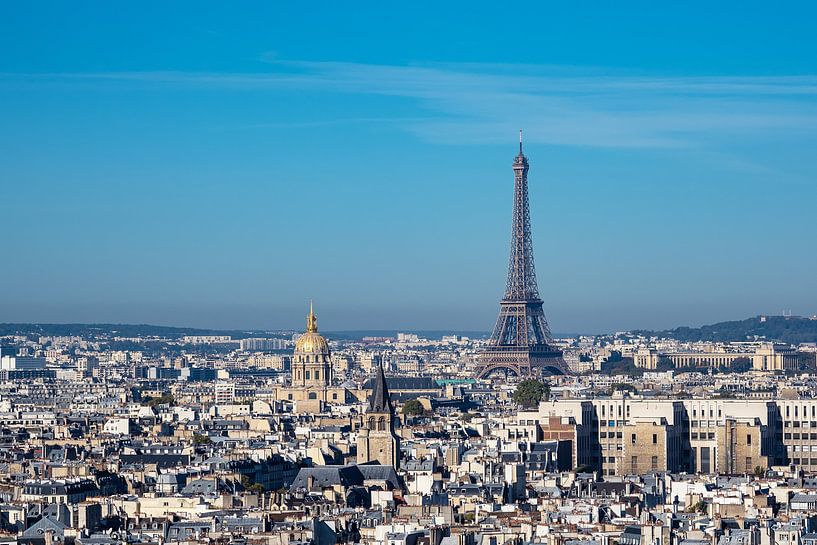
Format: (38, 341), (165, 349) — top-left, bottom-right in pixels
(402, 399), (425, 416)
(609, 383), (637, 396)
(247, 483), (265, 494)
(753, 466), (765, 478)
(727, 357), (752, 373)
(193, 434), (212, 445)
(144, 393), (174, 407)
(686, 500), (706, 513)
(240, 475), (264, 493)
(601, 355), (644, 377)
(512, 379), (549, 407)
(655, 357), (675, 371)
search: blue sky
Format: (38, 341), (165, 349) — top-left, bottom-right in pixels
(1, 2), (816, 333)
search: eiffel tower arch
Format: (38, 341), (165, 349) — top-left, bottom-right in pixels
(475, 132), (569, 379)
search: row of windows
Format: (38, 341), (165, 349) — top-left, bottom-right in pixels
(600, 405), (628, 417)
(629, 455), (660, 470)
(600, 420), (625, 427)
(285, 392), (340, 400)
(294, 369), (325, 380)
(783, 421), (817, 428)
(368, 417), (390, 431)
(784, 406), (817, 418)
(630, 433), (659, 445)
(789, 458), (817, 465)
(788, 445), (817, 452)
(595, 406), (817, 424)
(783, 433), (817, 440)
(690, 421), (721, 428)
(691, 409), (720, 418)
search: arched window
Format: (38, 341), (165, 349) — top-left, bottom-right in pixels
(378, 417), (386, 431)
(308, 392), (317, 400)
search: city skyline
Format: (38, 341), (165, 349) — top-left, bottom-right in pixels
(2, 3), (817, 332)
(5, 5), (817, 541)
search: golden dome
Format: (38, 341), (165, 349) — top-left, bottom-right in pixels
(294, 302), (330, 355)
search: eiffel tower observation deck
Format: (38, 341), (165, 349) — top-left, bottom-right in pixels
(475, 132), (568, 379)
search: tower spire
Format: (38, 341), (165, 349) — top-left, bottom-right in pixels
(369, 363), (393, 413)
(474, 137), (567, 379)
(306, 300), (317, 332)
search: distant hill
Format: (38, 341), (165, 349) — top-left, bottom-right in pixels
(638, 315), (817, 344)
(6, 316), (817, 345)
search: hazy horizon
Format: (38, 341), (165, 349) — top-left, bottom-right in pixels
(0, 311), (804, 338)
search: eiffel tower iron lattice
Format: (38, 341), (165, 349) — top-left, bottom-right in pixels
(475, 132), (568, 379)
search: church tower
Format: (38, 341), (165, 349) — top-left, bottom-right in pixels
(357, 364), (400, 468)
(292, 302), (331, 388)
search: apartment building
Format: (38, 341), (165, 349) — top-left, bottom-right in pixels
(537, 397), (814, 475)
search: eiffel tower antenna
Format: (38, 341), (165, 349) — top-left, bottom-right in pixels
(475, 134), (567, 379)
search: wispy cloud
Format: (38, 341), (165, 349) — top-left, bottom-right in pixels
(4, 61), (817, 148)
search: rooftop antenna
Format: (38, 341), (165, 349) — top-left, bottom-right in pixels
(519, 129), (523, 154)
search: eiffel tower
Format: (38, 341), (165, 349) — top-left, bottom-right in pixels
(475, 132), (568, 379)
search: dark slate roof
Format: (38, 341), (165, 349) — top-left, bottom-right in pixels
(530, 442), (559, 453)
(181, 478), (219, 495)
(290, 466), (365, 490)
(22, 479), (98, 497)
(41, 504), (71, 525)
(368, 364), (393, 413)
(363, 376), (440, 391)
(357, 464), (402, 489)
(290, 464), (402, 491)
(622, 526), (642, 537)
(23, 516), (68, 537)
(76, 535), (120, 545)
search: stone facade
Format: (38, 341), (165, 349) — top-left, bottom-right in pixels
(716, 418), (768, 474)
(621, 420), (673, 474)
